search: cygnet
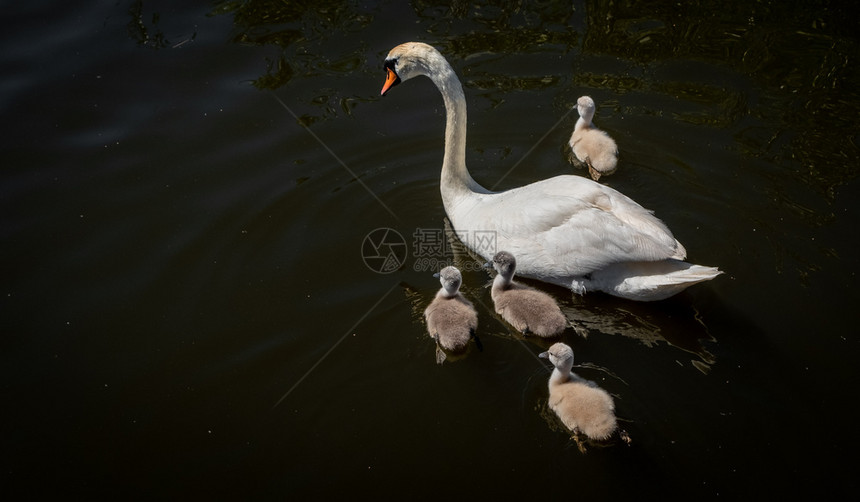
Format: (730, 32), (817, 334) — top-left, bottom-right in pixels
(424, 266), (479, 364)
(569, 96), (618, 181)
(487, 251), (567, 337)
(539, 342), (630, 449)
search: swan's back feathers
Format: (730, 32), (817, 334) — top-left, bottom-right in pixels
(462, 175), (686, 277)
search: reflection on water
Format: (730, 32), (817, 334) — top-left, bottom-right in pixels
(562, 300), (717, 371)
(212, 0), (373, 89)
(127, 0), (197, 49)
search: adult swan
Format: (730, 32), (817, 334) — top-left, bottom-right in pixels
(380, 42), (721, 301)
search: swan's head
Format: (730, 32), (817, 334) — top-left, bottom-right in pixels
(538, 342), (574, 370)
(490, 251), (517, 281)
(576, 95), (596, 121)
(381, 42), (446, 96)
(434, 265), (463, 296)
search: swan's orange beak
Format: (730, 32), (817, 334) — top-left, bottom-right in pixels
(381, 68), (400, 96)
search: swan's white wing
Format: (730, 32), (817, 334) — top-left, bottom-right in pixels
(457, 175), (684, 277)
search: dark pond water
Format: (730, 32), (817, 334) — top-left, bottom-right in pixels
(3, 0), (859, 498)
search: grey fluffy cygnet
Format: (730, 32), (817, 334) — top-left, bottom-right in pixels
(539, 342), (630, 450)
(424, 266), (479, 364)
(487, 251), (567, 337)
(569, 96), (618, 182)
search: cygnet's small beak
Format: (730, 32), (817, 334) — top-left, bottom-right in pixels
(483, 261), (492, 269)
(432, 272), (440, 278)
(538, 351), (549, 359)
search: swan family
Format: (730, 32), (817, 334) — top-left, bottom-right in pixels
(383, 41), (723, 445)
(381, 41), (721, 302)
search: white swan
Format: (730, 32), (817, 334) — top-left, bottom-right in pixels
(488, 251), (567, 338)
(569, 96), (618, 181)
(381, 42), (721, 301)
(424, 266), (479, 364)
(539, 342), (630, 448)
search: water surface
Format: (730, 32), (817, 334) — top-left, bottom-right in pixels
(2, 1), (858, 498)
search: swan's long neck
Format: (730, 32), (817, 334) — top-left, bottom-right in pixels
(425, 55), (488, 210)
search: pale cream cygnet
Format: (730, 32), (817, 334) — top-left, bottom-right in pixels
(569, 95), (618, 182)
(539, 342), (630, 449)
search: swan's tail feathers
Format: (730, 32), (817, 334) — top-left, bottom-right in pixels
(634, 264), (722, 301)
(671, 240), (688, 261)
(659, 264), (723, 288)
(593, 260), (722, 302)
